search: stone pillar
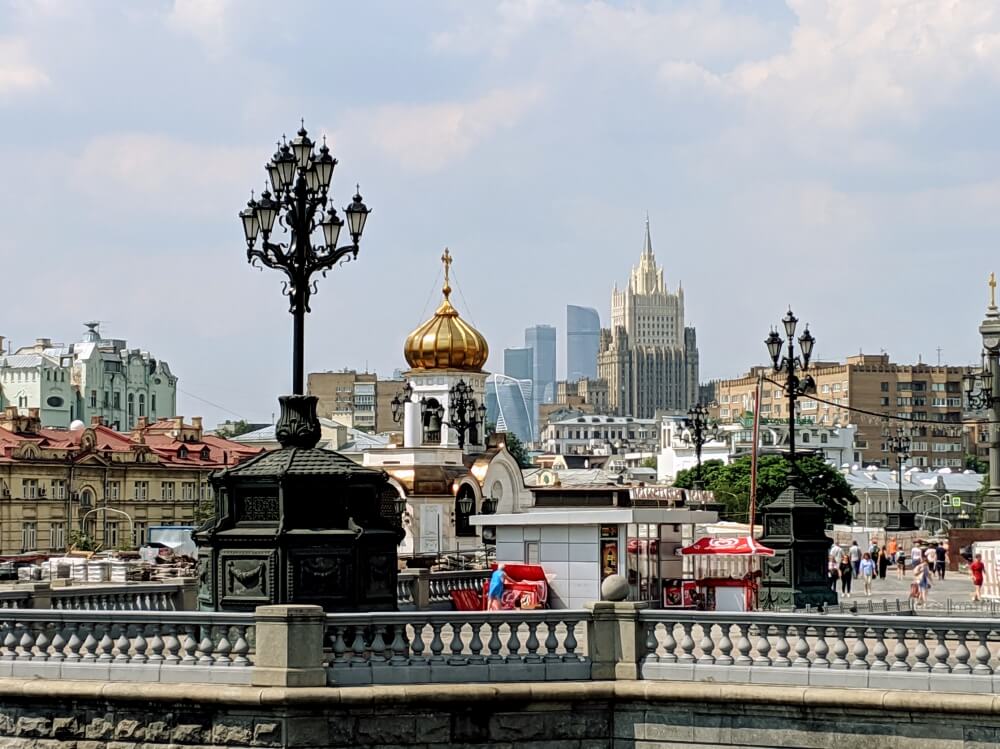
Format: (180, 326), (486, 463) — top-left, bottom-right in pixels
(251, 605), (327, 687)
(26, 582), (51, 609)
(583, 601), (648, 680)
(178, 577), (198, 611)
(412, 569), (431, 610)
(403, 400), (420, 448)
(981, 308), (1000, 527)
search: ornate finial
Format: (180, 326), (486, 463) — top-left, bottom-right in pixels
(990, 271), (997, 309)
(441, 248), (453, 300)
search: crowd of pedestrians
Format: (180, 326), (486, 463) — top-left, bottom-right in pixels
(827, 537), (953, 605)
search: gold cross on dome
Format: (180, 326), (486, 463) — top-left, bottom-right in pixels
(441, 248), (453, 299)
(990, 271), (997, 308)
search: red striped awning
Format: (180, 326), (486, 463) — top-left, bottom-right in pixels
(681, 536), (775, 557)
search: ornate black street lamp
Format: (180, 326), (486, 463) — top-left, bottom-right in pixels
(390, 382), (414, 424)
(681, 403), (719, 489)
(973, 273), (1000, 526)
(965, 352), (996, 410)
(239, 123), (371, 395)
(765, 308), (816, 473)
(882, 417), (917, 532)
(445, 379), (487, 450)
(481, 495), (499, 514)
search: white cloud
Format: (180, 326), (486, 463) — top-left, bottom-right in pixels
(0, 38), (48, 95)
(166, 0), (233, 56)
(340, 86), (544, 172)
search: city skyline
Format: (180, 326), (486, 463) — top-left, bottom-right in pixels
(1, 1), (999, 426)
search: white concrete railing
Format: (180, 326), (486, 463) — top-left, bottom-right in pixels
(0, 610), (253, 684)
(396, 569), (491, 610)
(324, 610), (590, 686)
(0, 581), (196, 611)
(640, 609), (1000, 692)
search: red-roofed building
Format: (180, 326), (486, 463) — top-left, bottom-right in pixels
(0, 408), (262, 555)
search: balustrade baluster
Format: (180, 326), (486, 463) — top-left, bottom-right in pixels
(772, 625), (790, 667)
(468, 621), (484, 664)
(1, 620), (17, 660)
(49, 628), (66, 663)
(370, 624), (388, 664)
(563, 620), (580, 662)
(162, 625), (181, 664)
(410, 622), (426, 663)
(954, 630), (972, 675)
(643, 623), (659, 664)
(505, 621), (522, 663)
(80, 625), (98, 663)
(849, 626), (869, 670)
(17, 622), (34, 660)
(753, 625), (772, 667)
(146, 625), (164, 663)
(543, 620), (558, 662)
(912, 628), (931, 672)
(215, 630), (232, 666)
(524, 620), (541, 663)
(428, 622), (445, 663)
(113, 628), (131, 664)
(716, 623), (734, 666)
(870, 627), (888, 671)
(812, 627), (829, 668)
(32, 623), (49, 661)
(231, 626), (250, 667)
(63, 625), (82, 663)
(486, 621), (503, 662)
(446, 621), (467, 665)
(660, 623), (678, 664)
(178, 626), (196, 664)
(197, 629), (215, 665)
(931, 628), (951, 674)
(389, 624), (409, 666)
(830, 627), (849, 670)
(132, 625), (149, 664)
(973, 630), (992, 676)
(735, 623), (752, 666)
(96, 625), (114, 663)
(890, 627), (909, 671)
(792, 626), (810, 667)
(678, 622), (695, 664)
(697, 623), (716, 665)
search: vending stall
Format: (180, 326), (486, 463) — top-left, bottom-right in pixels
(680, 536), (774, 611)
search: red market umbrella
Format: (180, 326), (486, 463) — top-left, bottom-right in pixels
(681, 536), (775, 557)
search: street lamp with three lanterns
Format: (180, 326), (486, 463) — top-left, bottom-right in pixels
(681, 403), (720, 490)
(765, 308), (816, 471)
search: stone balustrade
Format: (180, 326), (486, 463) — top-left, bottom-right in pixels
(640, 609), (1000, 692)
(396, 569), (491, 610)
(0, 610), (253, 684)
(0, 580), (196, 611)
(324, 609), (590, 686)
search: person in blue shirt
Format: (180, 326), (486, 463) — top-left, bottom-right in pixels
(487, 564), (509, 610)
(858, 552), (876, 597)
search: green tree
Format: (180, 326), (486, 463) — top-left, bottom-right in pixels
(965, 454), (989, 474)
(215, 419), (255, 439)
(641, 456), (657, 470)
(673, 454), (856, 525)
(501, 431), (531, 468)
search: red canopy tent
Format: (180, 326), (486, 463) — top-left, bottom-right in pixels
(681, 536), (775, 557)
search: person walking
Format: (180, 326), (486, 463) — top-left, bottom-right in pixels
(887, 536), (898, 557)
(971, 553), (986, 602)
(895, 547), (906, 579)
(829, 541), (843, 562)
(487, 563), (509, 611)
(859, 552), (876, 597)
(935, 541), (947, 580)
(877, 545), (889, 580)
(839, 555), (853, 598)
(849, 540), (861, 576)
(828, 556), (840, 592)
(913, 557), (931, 606)
(911, 543), (923, 571)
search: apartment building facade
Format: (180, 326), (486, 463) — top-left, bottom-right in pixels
(307, 371), (403, 433)
(711, 354), (970, 468)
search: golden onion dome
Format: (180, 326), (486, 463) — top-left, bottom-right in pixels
(404, 249), (489, 371)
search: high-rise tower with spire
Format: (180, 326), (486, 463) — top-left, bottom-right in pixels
(598, 219), (699, 418)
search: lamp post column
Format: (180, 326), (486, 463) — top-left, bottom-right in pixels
(979, 277), (1000, 526)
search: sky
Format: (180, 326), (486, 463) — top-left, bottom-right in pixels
(2, 0), (1000, 427)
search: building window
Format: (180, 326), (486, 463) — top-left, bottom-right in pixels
(139, 394), (145, 418)
(105, 522), (120, 548)
(127, 393), (134, 427)
(22, 479), (38, 499)
(134, 481), (148, 501)
(50, 480), (66, 499)
(134, 522), (147, 547)
(107, 481), (120, 501)
(162, 482), (175, 501)
(881, 382), (889, 392)
(113, 392), (121, 409)
(181, 482), (196, 501)
(21, 522), (36, 551)
(151, 394), (156, 415)
(90, 390), (97, 408)
(50, 522), (65, 551)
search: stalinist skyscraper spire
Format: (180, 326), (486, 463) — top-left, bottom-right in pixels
(598, 218), (699, 417)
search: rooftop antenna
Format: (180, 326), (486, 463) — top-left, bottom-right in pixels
(936, 346), (942, 365)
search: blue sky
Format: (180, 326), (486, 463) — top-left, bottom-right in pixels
(2, 0), (999, 425)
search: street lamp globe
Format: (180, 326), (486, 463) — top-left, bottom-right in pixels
(291, 125), (314, 169)
(782, 308), (798, 338)
(798, 326), (815, 362)
(765, 330), (782, 368)
(321, 209), (343, 249)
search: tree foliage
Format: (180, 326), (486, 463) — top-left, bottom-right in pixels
(215, 419), (255, 439)
(966, 453), (989, 475)
(673, 454), (856, 525)
(486, 423), (532, 468)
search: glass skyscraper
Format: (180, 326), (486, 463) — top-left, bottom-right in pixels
(484, 374), (534, 445)
(566, 305), (600, 382)
(524, 325), (556, 406)
(503, 347), (534, 382)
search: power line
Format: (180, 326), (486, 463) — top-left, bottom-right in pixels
(178, 389), (246, 420)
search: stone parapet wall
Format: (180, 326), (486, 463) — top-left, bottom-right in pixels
(0, 679), (998, 748)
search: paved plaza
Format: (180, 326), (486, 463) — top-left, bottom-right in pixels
(831, 564), (984, 609)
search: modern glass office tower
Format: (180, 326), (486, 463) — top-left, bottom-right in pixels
(567, 305), (600, 382)
(503, 347), (534, 382)
(484, 374), (534, 445)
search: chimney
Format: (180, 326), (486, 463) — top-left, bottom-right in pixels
(191, 417), (203, 438)
(174, 417), (183, 430)
(90, 415), (104, 427)
(136, 416), (148, 430)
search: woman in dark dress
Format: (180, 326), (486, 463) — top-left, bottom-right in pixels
(839, 555), (853, 597)
(877, 545), (889, 580)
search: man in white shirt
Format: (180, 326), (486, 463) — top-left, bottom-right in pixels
(830, 542), (843, 562)
(911, 544), (923, 569)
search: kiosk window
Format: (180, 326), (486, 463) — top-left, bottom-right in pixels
(525, 541), (539, 564)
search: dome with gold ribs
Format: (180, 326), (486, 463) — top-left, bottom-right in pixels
(404, 249), (489, 371)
